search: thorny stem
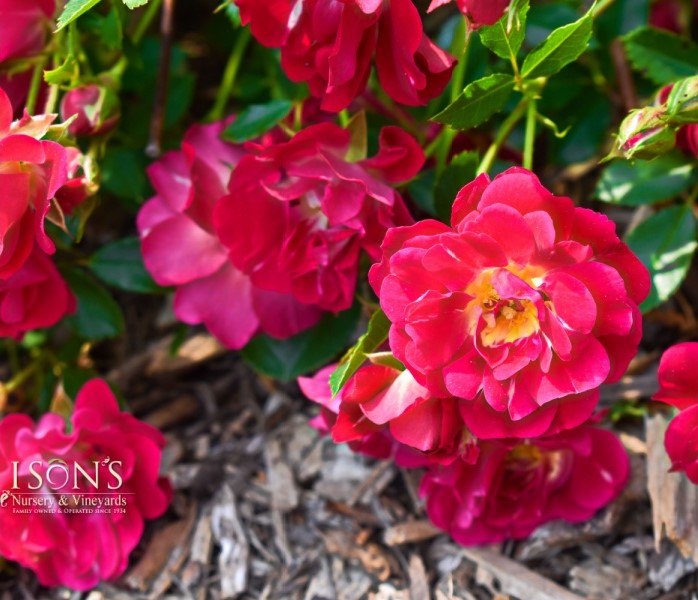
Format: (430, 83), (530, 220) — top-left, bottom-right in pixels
(206, 27), (251, 122)
(146, 0), (175, 157)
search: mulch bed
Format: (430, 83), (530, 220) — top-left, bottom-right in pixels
(2, 326), (696, 600)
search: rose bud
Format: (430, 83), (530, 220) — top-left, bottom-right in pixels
(617, 107), (676, 159)
(60, 85), (120, 137)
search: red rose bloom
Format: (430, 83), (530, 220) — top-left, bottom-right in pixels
(0, 379), (172, 590)
(428, 0), (511, 28)
(0, 87), (68, 279)
(420, 424), (629, 545)
(214, 123), (421, 315)
(0, 245), (75, 338)
(653, 342), (698, 483)
(235, 0), (455, 111)
(370, 168), (649, 438)
(299, 363), (472, 465)
(138, 120), (323, 348)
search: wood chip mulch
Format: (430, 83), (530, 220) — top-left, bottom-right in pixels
(2, 333), (698, 600)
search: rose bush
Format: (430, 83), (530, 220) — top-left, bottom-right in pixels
(214, 123), (421, 315)
(234, 0), (455, 111)
(420, 424), (629, 545)
(0, 379), (172, 590)
(370, 168), (649, 438)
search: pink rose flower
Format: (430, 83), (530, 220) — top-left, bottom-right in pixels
(653, 342), (698, 483)
(370, 168), (649, 438)
(138, 120), (323, 348)
(298, 363), (476, 466)
(428, 0), (511, 28)
(0, 245), (75, 339)
(214, 123), (421, 315)
(0, 379), (172, 590)
(235, 0), (455, 111)
(420, 424), (629, 545)
(0, 87), (68, 279)
(0, 0), (55, 63)
(60, 85), (120, 137)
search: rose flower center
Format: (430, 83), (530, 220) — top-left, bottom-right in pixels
(466, 269), (541, 348)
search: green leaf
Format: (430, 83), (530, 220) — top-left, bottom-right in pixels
(122, 0), (150, 7)
(434, 151), (479, 223)
(626, 205), (698, 312)
(222, 100), (293, 143)
(101, 148), (150, 208)
(56, 0), (102, 31)
(521, 7), (593, 79)
(44, 55), (79, 85)
(88, 236), (160, 293)
(622, 26), (698, 86)
(433, 74), (516, 129)
(595, 154), (698, 206)
(63, 268), (125, 340)
(478, 0), (530, 60)
(79, 7), (123, 51)
(241, 303), (361, 381)
(62, 367), (99, 399)
(329, 308), (391, 396)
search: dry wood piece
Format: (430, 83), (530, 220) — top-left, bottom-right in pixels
(646, 413), (698, 563)
(569, 557), (646, 599)
(264, 437), (299, 512)
(180, 508), (214, 589)
(408, 553), (430, 600)
(461, 547), (583, 600)
(323, 530), (393, 581)
(146, 333), (226, 376)
(212, 485), (250, 598)
(303, 556), (335, 600)
(124, 503), (197, 592)
(143, 394), (200, 430)
(384, 520), (442, 546)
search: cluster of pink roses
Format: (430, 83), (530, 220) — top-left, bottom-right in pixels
(139, 119), (423, 347)
(301, 168), (648, 544)
(0, 379), (171, 590)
